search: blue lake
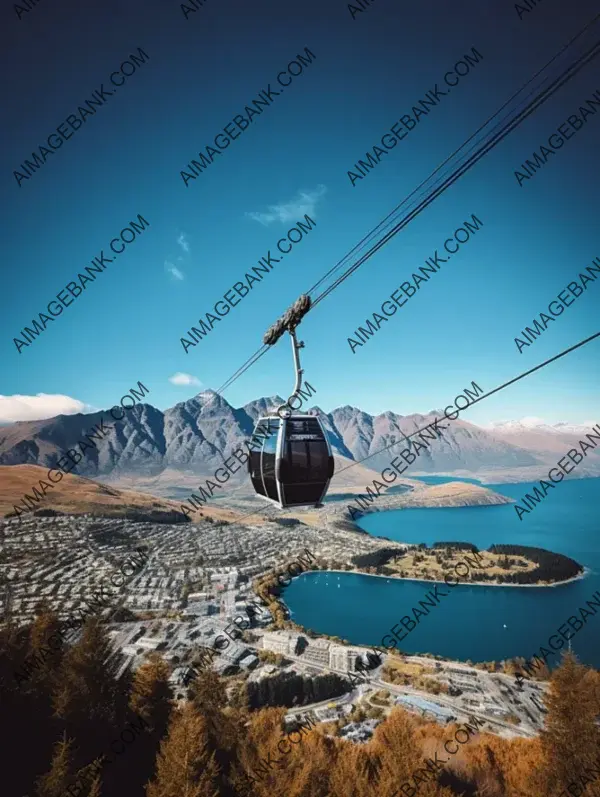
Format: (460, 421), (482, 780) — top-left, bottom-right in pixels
(283, 477), (600, 669)
(411, 475), (483, 486)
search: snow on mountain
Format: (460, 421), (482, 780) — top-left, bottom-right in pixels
(0, 400), (597, 481)
(486, 418), (597, 435)
(552, 421), (598, 434)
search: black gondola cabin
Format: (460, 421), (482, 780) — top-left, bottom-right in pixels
(248, 413), (335, 508)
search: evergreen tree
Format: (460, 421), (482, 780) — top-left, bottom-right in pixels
(540, 651), (600, 795)
(0, 621), (28, 688)
(190, 668), (237, 746)
(329, 743), (378, 797)
(29, 603), (65, 679)
(52, 617), (121, 729)
(232, 707), (285, 796)
(86, 773), (102, 797)
(6, 597), (600, 797)
(29, 601), (60, 645)
(71, 757), (105, 797)
(229, 680), (250, 712)
(275, 730), (337, 797)
(1, 621), (47, 796)
(123, 654), (174, 797)
(190, 667), (240, 786)
(129, 652), (173, 732)
(146, 702), (220, 797)
(371, 709), (441, 796)
(190, 666), (227, 707)
(35, 733), (75, 797)
(464, 734), (545, 797)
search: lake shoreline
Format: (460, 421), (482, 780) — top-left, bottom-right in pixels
(284, 479), (599, 669)
(299, 566), (590, 589)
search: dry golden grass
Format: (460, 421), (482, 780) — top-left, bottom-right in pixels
(384, 547), (536, 582)
(397, 480), (513, 507)
(0, 464), (242, 523)
(383, 659), (436, 677)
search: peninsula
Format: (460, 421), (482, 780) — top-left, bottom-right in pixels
(348, 543), (584, 587)
(343, 480), (515, 515)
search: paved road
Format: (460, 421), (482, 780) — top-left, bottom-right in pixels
(274, 651), (536, 738)
(373, 678), (536, 737)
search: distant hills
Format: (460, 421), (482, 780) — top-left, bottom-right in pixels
(486, 418), (597, 434)
(482, 418), (600, 475)
(0, 391), (598, 485)
(0, 464), (240, 522)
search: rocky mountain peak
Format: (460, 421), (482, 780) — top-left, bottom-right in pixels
(1, 397), (598, 482)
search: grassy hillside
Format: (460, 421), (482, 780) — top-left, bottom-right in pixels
(0, 464), (241, 523)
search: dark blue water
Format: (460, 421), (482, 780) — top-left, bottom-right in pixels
(412, 475), (483, 487)
(283, 477), (600, 669)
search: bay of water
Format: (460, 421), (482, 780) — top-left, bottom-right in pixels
(283, 477), (600, 669)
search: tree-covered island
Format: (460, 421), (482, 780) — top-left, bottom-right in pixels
(349, 543), (584, 586)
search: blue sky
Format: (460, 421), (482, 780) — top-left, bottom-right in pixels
(1, 0), (598, 427)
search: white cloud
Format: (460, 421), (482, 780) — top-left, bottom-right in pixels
(246, 184), (327, 226)
(169, 373), (202, 387)
(0, 393), (89, 423)
(177, 232), (190, 253)
(166, 233), (190, 281)
(165, 261), (185, 281)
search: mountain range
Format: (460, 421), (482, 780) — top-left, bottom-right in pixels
(0, 391), (598, 485)
(485, 418), (597, 435)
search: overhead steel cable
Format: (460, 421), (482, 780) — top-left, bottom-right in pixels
(217, 345), (270, 395)
(224, 331), (600, 527)
(335, 330), (600, 475)
(215, 12), (600, 395)
(305, 13), (600, 298)
(220, 61), (555, 397)
(312, 35), (600, 307)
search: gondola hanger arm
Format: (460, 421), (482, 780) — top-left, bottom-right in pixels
(262, 295), (312, 416)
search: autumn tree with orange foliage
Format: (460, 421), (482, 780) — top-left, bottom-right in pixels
(460, 652), (600, 797)
(231, 705), (337, 797)
(52, 616), (121, 729)
(458, 726), (545, 796)
(146, 701), (221, 797)
(3, 604), (600, 797)
(539, 651), (600, 797)
(129, 652), (173, 732)
(35, 733), (76, 797)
